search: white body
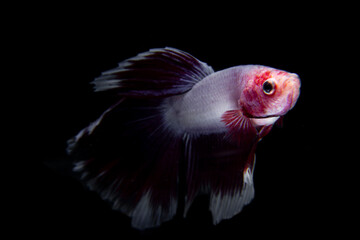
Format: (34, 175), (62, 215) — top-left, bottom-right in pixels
(163, 65), (280, 135)
(163, 67), (240, 135)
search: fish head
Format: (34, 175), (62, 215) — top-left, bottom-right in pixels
(239, 66), (301, 127)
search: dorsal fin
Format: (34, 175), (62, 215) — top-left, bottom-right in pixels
(92, 47), (214, 97)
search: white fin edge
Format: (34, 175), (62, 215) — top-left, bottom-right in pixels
(129, 191), (177, 230)
(209, 165), (255, 225)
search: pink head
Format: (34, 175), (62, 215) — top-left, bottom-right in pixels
(238, 65), (301, 124)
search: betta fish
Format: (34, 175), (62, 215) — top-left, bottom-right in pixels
(67, 47), (300, 229)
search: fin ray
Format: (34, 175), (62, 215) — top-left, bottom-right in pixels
(92, 47), (214, 97)
(68, 99), (181, 229)
(184, 131), (258, 224)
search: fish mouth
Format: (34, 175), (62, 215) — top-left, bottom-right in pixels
(244, 112), (282, 119)
(248, 114), (281, 119)
(241, 105), (281, 119)
(247, 113), (281, 128)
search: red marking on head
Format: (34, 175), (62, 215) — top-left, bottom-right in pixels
(254, 70), (272, 85)
(254, 69), (288, 86)
(240, 66), (299, 119)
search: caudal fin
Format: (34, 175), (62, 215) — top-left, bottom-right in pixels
(67, 47), (214, 229)
(68, 98), (181, 229)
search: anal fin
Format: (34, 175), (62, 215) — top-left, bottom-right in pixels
(183, 132), (258, 224)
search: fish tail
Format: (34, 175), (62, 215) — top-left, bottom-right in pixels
(68, 98), (182, 229)
(67, 47), (214, 229)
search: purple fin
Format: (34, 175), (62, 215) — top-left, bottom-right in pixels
(67, 47), (215, 229)
(92, 47), (214, 97)
(221, 110), (258, 146)
(67, 99), (182, 229)
(184, 130), (258, 224)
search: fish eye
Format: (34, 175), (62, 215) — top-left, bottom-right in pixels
(262, 79), (275, 95)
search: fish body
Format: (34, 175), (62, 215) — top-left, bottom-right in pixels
(163, 67), (239, 134)
(164, 65), (299, 135)
(67, 48), (300, 229)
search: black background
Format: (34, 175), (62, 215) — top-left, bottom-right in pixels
(14, 4), (352, 239)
